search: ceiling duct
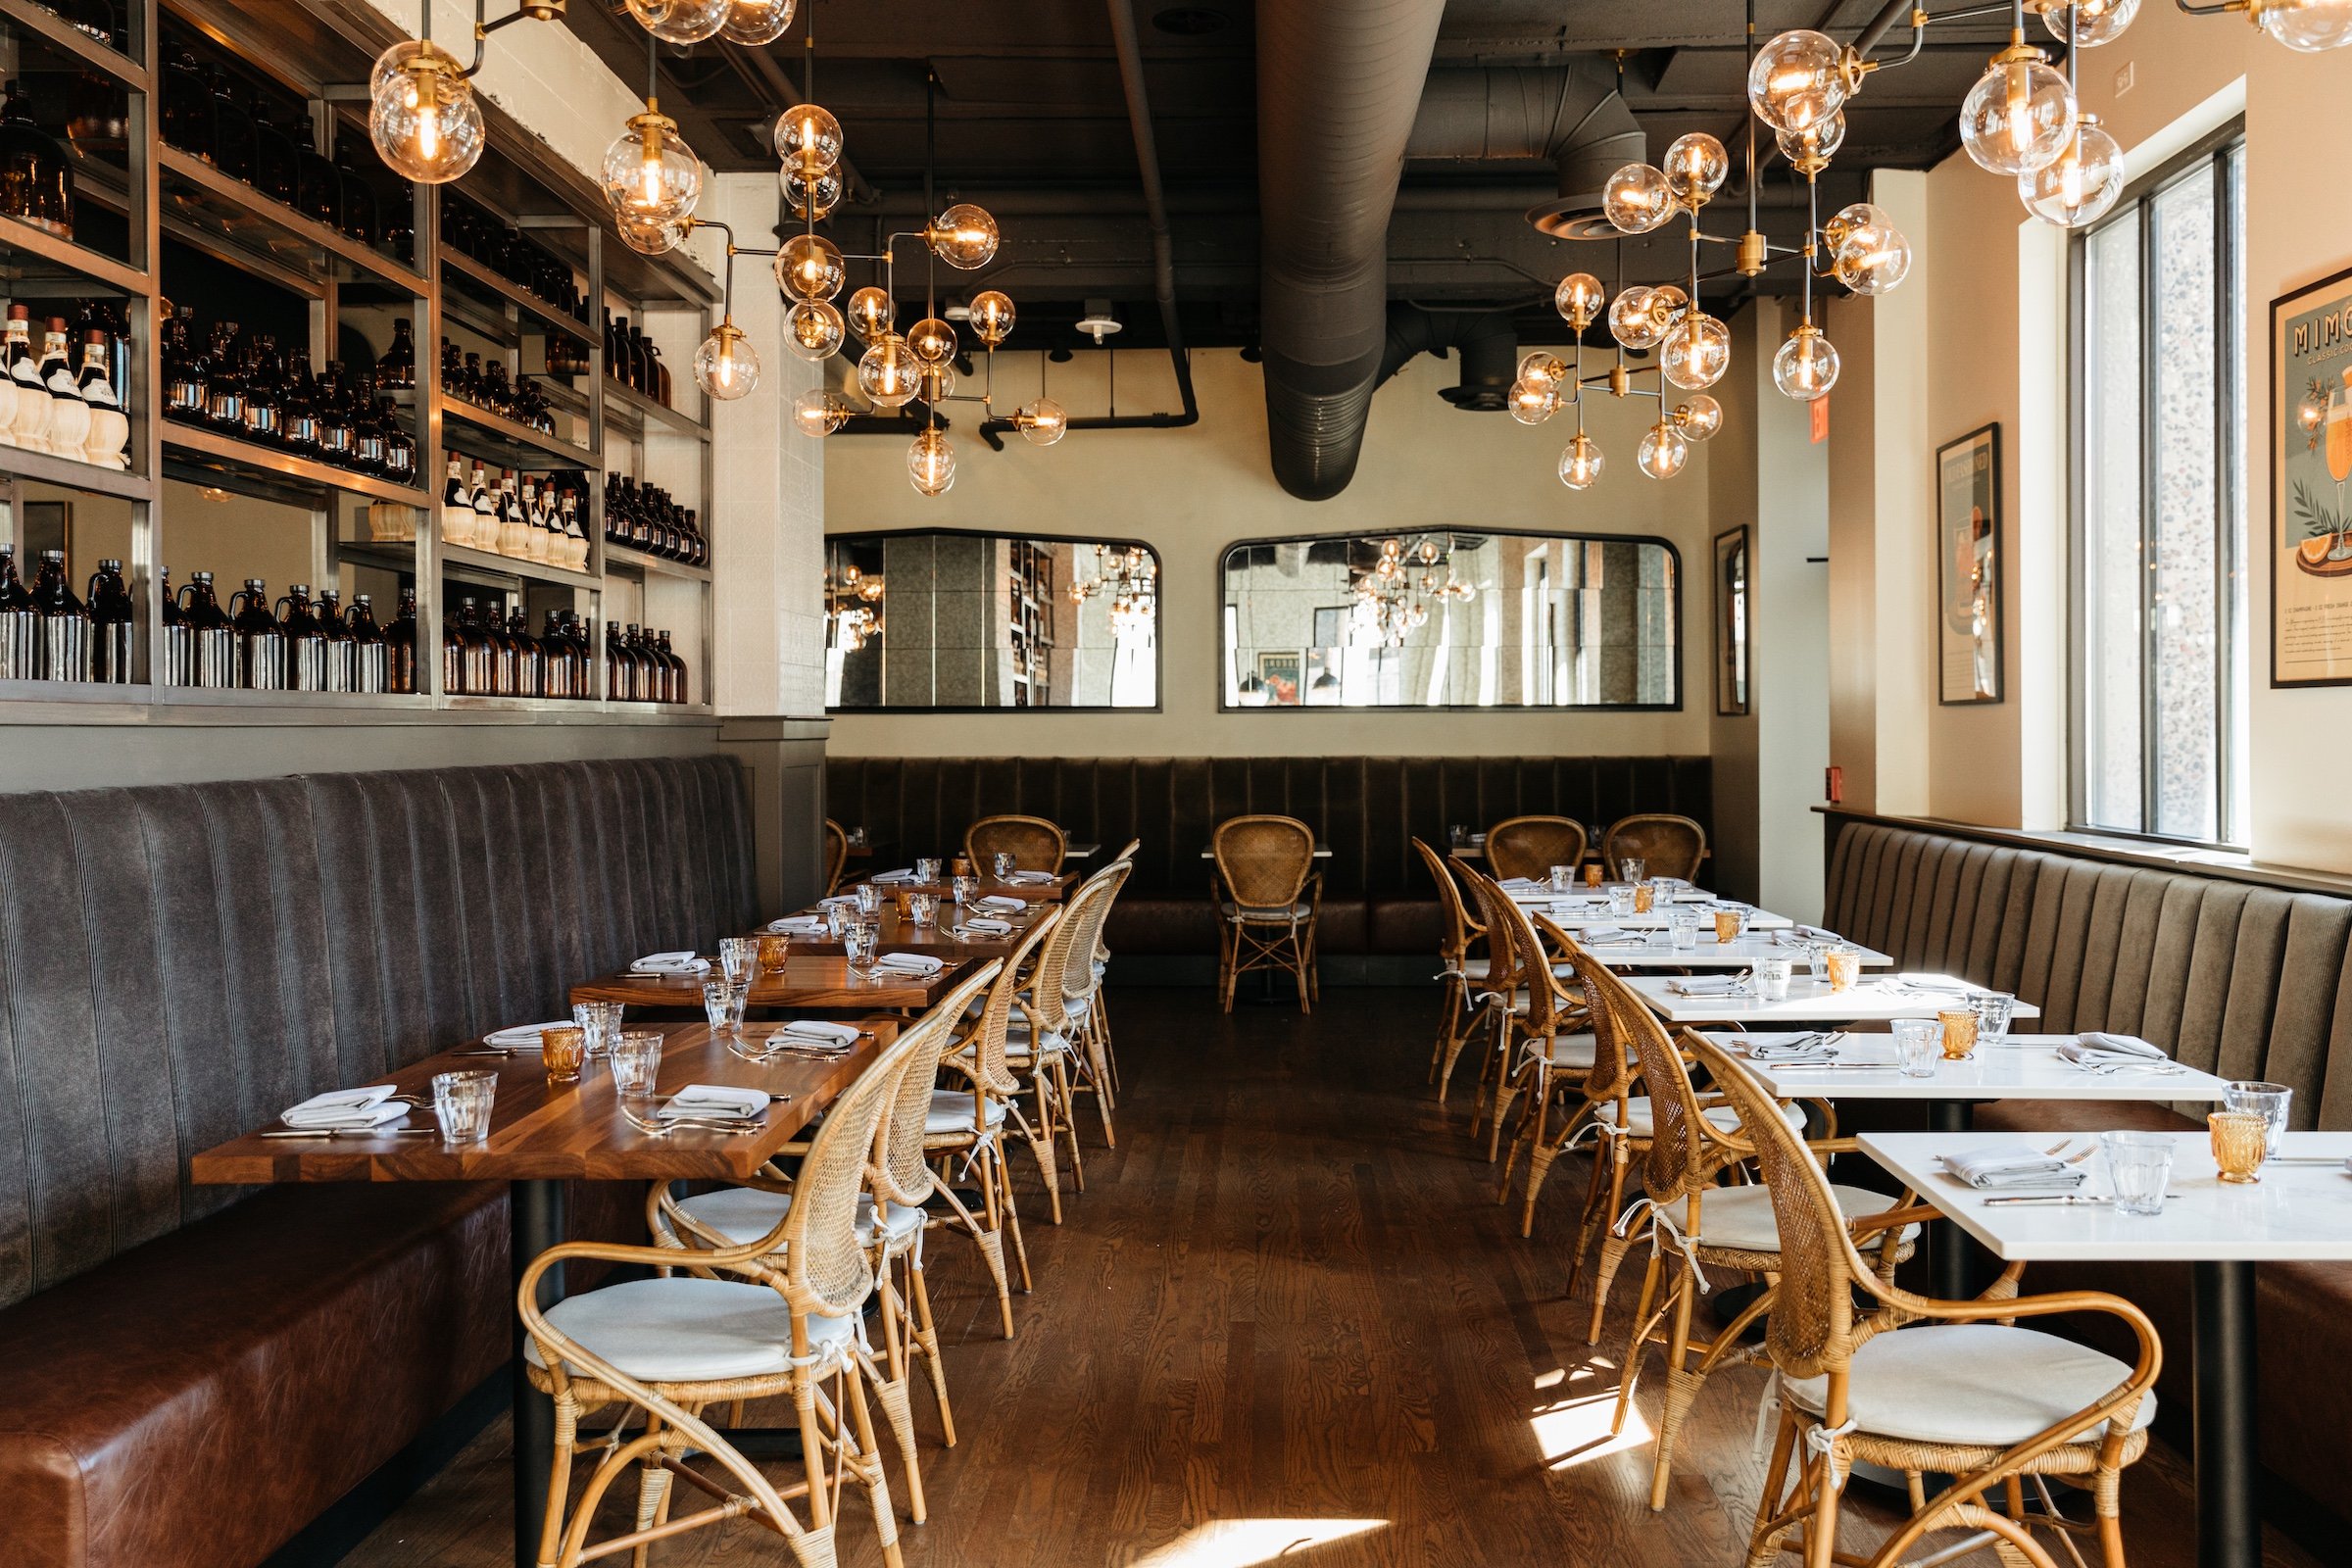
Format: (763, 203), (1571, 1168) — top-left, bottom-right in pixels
(1403, 61), (1649, 240)
(1375, 307), (1519, 412)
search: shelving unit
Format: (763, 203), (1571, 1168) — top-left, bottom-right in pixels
(1008, 537), (1054, 707)
(0, 0), (720, 715)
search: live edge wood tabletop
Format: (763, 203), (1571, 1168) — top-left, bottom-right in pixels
(188, 1019), (900, 1187)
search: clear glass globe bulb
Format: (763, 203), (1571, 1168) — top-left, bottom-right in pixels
(2018, 118), (2126, 227)
(1638, 419), (1689, 479)
(720, 0), (797, 44)
(1958, 51), (2077, 175)
(1661, 311), (1730, 390)
(968, 290), (1016, 347)
(1602, 163), (1677, 234)
(1555, 271), (1605, 329)
(906, 317), (957, 365)
(773, 103), (843, 172)
(368, 44), (484, 185)
(792, 388), (851, 436)
(1823, 201), (1895, 255)
(1776, 110), (1845, 171)
(1558, 432), (1604, 490)
(2039, 0), (2138, 45)
(1017, 397), (1067, 446)
(1608, 286), (1665, 350)
(915, 362), (955, 405)
(1517, 350), (1568, 386)
(780, 164), (841, 222)
(1748, 29), (1851, 132)
(625, 0), (729, 43)
(1507, 377), (1560, 424)
(1772, 325), (1841, 401)
(1664, 133), (1731, 204)
(694, 321), (760, 399)
(786, 299), (846, 362)
(1676, 393), (1723, 441)
(613, 209), (690, 256)
(2254, 0), (2352, 51)
(602, 112), (702, 224)
(858, 334), (920, 409)
(774, 233), (846, 301)
(1834, 221), (1913, 292)
(846, 285), (895, 342)
(928, 204), (1000, 270)
(908, 427), (956, 496)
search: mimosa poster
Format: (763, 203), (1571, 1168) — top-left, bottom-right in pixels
(2274, 266), (2352, 686)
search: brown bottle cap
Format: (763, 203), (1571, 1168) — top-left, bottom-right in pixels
(45, 317), (66, 331)
(7, 304), (26, 320)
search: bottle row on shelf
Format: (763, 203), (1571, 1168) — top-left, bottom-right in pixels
(603, 476), (708, 566)
(163, 308), (420, 484)
(444, 198), (587, 321)
(601, 311), (673, 408)
(0, 303), (129, 470)
(439, 602), (689, 705)
(441, 462), (590, 569)
(0, 549), (133, 682)
(439, 339), (558, 435)
(160, 571), (405, 693)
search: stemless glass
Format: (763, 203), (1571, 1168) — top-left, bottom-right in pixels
(431, 1069), (498, 1145)
(2222, 1081), (2292, 1159)
(701, 978), (749, 1035)
(915, 856), (943, 883)
(992, 851), (1016, 880)
(758, 932), (791, 972)
(1753, 956), (1793, 1002)
(539, 1023), (586, 1085)
(846, 824), (867, 848)
(1583, 862), (1604, 888)
(570, 1000), (622, 1059)
(953, 873), (980, 906)
(1936, 1006), (1979, 1060)
(2209, 1111), (2269, 1184)
(1620, 857), (1647, 884)
(1823, 946), (1861, 991)
(1891, 1018), (1942, 1077)
(1713, 906), (1745, 944)
(1669, 910), (1701, 951)
(1633, 881), (1656, 914)
(823, 902), (853, 937)
(1607, 886), (1638, 917)
(1973, 992), (2018, 1042)
(1548, 864), (1574, 893)
(718, 936), (759, 985)
(908, 891), (939, 927)
(611, 1029), (663, 1095)
(845, 920), (880, 973)
(855, 881), (884, 916)
(2101, 1131), (2175, 1216)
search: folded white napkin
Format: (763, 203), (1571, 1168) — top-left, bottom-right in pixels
(767, 916), (827, 935)
(632, 952), (710, 976)
(485, 1020), (567, 1049)
(957, 915), (1014, 935)
(1668, 975), (1748, 997)
(1574, 925), (1643, 946)
(659, 1084), (768, 1121)
(1773, 925), (1834, 947)
(282, 1086), (408, 1130)
(2059, 1032), (2169, 1067)
(870, 867), (918, 884)
(874, 952), (946, 976)
(1002, 868), (1056, 884)
(1653, 877), (1691, 891)
(974, 895), (1025, 912)
(1670, 891), (1717, 904)
(819, 894), (858, 907)
(1742, 1033), (1839, 1063)
(1891, 972), (1976, 995)
(1941, 1144), (2087, 1190)
(771, 1019), (861, 1048)
(1498, 876), (1544, 893)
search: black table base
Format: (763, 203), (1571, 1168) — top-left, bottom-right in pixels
(513, 1179), (565, 1568)
(2193, 1259), (2258, 1568)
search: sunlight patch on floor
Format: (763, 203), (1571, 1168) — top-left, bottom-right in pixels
(1531, 1387), (1652, 1472)
(1130, 1518), (1389, 1567)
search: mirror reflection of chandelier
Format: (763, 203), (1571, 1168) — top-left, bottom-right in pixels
(1066, 544), (1159, 635)
(1351, 536), (1476, 648)
(826, 563), (885, 651)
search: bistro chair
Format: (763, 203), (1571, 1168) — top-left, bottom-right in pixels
(1483, 814), (1589, 883)
(1455, 863), (1592, 1164)
(823, 817), (851, 895)
(1088, 836), (1145, 1094)
(1410, 836), (1488, 1102)
(518, 1025), (922, 1568)
(965, 813), (1068, 875)
(1601, 812), (1707, 883)
(951, 904), (1075, 1226)
(1211, 814), (1321, 1011)
(1689, 1031), (2161, 1568)
(1003, 861), (1129, 1188)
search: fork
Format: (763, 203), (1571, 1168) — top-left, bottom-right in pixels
(615, 1104), (762, 1137)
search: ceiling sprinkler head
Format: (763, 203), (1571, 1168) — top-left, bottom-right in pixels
(1077, 298), (1122, 343)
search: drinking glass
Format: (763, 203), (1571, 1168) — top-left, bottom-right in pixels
(1668, 911), (1700, 951)
(1823, 946), (1861, 992)
(993, 851), (1016, 880)
(1607, 886), (1638, 917)
(953, 873), (980, 906)
(855, 882), (883, 916)
(1936, 1006), (1979, 1060)
(1713, 907), (1745, 944)
(431, 1069), (498, 1146)
(758, 932), (791, 972)
(845, 921), (880, 974)
(610, 1029), (663, 1096)
(908, 891), (939, 927)
(1448, 823), (1467, 848)
(1583, 862), (1603, 888)
(540, 1024), (586, 1086)
(915, 856), (943, 883)
(1548, 864), (1574, 893)
(1973, 992), (2018, 1042)
(2222, 1081), (2292, 1159)
(823, 902), (853, 937)
(570, 1000), (622, 1060)
(1891, 1018), (1942, 1077)
(701, 978), (749, 1035)
(846, 824), (867, 848)
(1633, 881), (1656, 914)
(718, 936), (759, 985)
(1753, 956), (1792, 1002)
(2209, 1111), (2269, 1184)
(2101, 1131), (2175, 1216)
(951, 857), (972, 878)
(1620, 857), (1647, 884)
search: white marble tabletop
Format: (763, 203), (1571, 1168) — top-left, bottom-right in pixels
(1517, 896), (1796, 933)
(1710, 1032), (2230, 1102)
(1625, 972), (2042, 1025)
(1580, 933), (1893, 970)
(1859, 1130), (2352, 1262)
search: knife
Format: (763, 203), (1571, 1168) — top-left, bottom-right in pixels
(1982, 1194), (2113, 1206)
(261, 1127), (438, 1140)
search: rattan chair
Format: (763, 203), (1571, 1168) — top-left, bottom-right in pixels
(1483, 814), (1589, 883)
(1690, 1032), (2162, 1568)
(1088, 837), (1143, 1095)
(1411, 837), (1489, 1102)
(964, 814), (1067, 875)
(969, 895), (1089, 1219)
(1455, 863), (1592, 1164)
(823, 817), (850, 895)
(1600, 812), (1707, 882)
(1603, 1004), (1921, 1513)
(1029, 858), (1129, 1149)
(518, 1025), (922, 1568)
(1211, 815), (1321, 1012)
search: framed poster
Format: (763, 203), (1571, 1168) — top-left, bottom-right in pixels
(2273, 263), (2352, 687)
(1936, 423), (2002, 705)
(1255, 650), (1301, 707)
(1712, 526), (1748, 716)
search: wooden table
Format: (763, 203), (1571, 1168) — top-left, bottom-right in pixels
(761, 902), (1048, 959)
(858, 871), (1077, 904)
(571, 954), (978, 1013)
(192, 1019), (896, 1568)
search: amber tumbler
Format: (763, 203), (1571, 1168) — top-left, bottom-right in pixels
(541, 1024), (587, 1086)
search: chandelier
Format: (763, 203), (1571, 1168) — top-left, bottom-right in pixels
(826, 561), (884, 651)
(368, 1), (565, 184)
(1066, 544), (1158, 634)
(1348, 537), (1476, 648)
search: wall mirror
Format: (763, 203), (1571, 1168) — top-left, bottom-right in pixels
(825, 529), (1160, 710)
(1219, 529), (1680, 710)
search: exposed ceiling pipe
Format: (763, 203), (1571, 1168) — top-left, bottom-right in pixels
(1255, 0), (1447, 501)
(1404, 62), (1649, 239)
(1373, 307), (1521, 411)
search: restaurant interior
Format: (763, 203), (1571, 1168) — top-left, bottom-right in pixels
(1, 1), (2347, 1566)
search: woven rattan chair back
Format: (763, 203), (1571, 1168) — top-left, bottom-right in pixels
(1213, 815), (1314, 909)
(965, 814), (1067, 874)
(1602, 812), (1706, 882)
(1611, 972), (1721, 1208)
(1460, 864), (1567, 1039)
(1027, 873), (1115, 1036)
(1485, 815), (1589, 883)
(822, 817), (850, 895)
(1455, 859), (1523, 996)
(1412, 837), (1478, 960)
(964, 909), (1060, 1096)
(1537, 917), (1634, 1102)
(873, 963), (1001, 1207)
(774, 1026), (922, 1319)
(1059, 858), (1130, 1012)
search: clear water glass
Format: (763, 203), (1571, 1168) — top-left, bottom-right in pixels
(1973, 992), (2018, 1041)
(855, 882), (884, 916)
(845, 921), (881, 973)
(570, 1000), (623, 1059)
(823, 902), (853, 937)
(701, 977), (749, 1035)
(1891, 1018), (1942, 1077)
(2223, 1081), (2293, 1159)
(1669, 912), (1700, 951)
(915, 856), (943, 883)
(1548, 864), (1574, 893)
(908, 891), (939, 927)
(993, 851), (1017, 880)
(1606, 886), (1637, 917)
(610, 1029), (663, 1096)
(1448, 823), (1467, 848)
(1753, 956), (1792, 1002)
(430, 1069), (497, 1146)
(1619, 857), (1647, 884)
(2101, 1132), (2176, 1216)
(718, 936), (759, 985)
(953, 873), (980, 906)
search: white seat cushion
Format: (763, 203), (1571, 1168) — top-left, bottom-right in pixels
(673, 1188), (924, 1250)
(1784, 1324), (2157, 1448)
(1543, 1031), (1598, 1069)
(1003, 1018), (1068, 1062)
(1221, 901), (1311, 921)
(1464, 957), (1574, 982)
(927, 1088), (1008, 1134)
(1690, 1183), (1919, 1253)
(525, 1277), (854, 1383)
(1596, 1097), (1805, 1140)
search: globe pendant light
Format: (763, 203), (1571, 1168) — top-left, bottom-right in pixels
(780, 164), (841, 222)
(847, 286), (896, 343)
(775, 233), (846, 301)
(626, 0), (729, 43)
(1772, 321), (1840, 401)
(2018, 113), (2125, 227)
(1559, 430), (1604, 490)
(774, 103), (844, 174)
(368, 39), (483, 184)
(1833, 220), (1913, 293)
(1518, 350), (1569, 387)
(1554, 272), (1605, 330)
(1776, 110), (1844, 174)
(908, 426), (956, 496)
(1602, 163), (1677, 233)
(793, 388), (851, 436)
(720, 0), (797, 45)
(859, 334), (921, 408)
(2034, 0), (2138, 45)
(1637, 418), (1689, 480)
(2248, 0), (2352, 49)
(1747, 28), (1855, 132)
(603, 105), (702, 224)
(1016, 397), (1067, 446)
(1508, 378), (1561, 424)
(906, 317), (957, 366)
(1661, 312), (1730, 390)
(968, 291), (1016, 347)
(1674, 393), (1723, 442)
(786, 299), (846, 362)
(694, 318), (759, 399)
(1608, 286), (1668, 351)
(614, 209), (691, 256)
(1958, 33), (2076, 175)
(927, 204), (1001, 270)
(1663, 133), (1730, 208)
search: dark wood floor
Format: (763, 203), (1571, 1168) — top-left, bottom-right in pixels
(342, 987), (2319, 1568)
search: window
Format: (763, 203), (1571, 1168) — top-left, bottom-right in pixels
(2072, 130), (2248, 846)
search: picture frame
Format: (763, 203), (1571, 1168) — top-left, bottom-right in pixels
(1713, 526), (1749, 716)
(1936, 422), (2002, 705)
(2270, 262), (2352, 687)
(1255, 650), (1301, 707)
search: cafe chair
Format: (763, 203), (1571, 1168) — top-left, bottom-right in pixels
(1211, 814), (1321, 1012)
(1041, 858), (1131, 1149)
(1689, 1032), (2162, 1568)
(950, 907), (1073, 1230)
(1088, 836), (1145, 1095)
(1481, 888), (1603, 1224)
(823, 817), (850, 895)
(1411, 837), (1489, 1102)
(517, 1026), (924, 1568)
(1456, 863), (1592, 1165)
(1601, 812), (1707, 883)
(1483, 814), (1589, 884)
(965, 813), (1068, 875)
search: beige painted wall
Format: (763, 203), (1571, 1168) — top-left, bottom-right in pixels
(822, 347), (1718, 759)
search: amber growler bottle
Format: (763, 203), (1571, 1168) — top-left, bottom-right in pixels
(85, 557), (133, 683)
(228, 577), (283, 690)
(384, 586), (417, 694)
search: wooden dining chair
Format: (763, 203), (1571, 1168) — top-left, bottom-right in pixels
(1600, 812), (1707, 882)
(964, 814), (1067, 874)
(1454, 862), (1592, 1164)
(823, 816), (850, 895)
(1690, 1031), (2161, 1568)
(1483, 814), (1589, 883)
(1411, 837), (1488, 1102)
(1211, 814), (1320, 1011)
(518, 1026), (921, 1568)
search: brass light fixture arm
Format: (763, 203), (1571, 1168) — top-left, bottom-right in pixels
(462, 0), (564, 81)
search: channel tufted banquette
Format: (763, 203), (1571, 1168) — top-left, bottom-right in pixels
(825, 755), (1713, 957)
(1822, 813), (2352, 1522)
(0, 756), (757, 1568)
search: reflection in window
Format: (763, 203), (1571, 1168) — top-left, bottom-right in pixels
(1221, 530), (1679, 710)
(824, 531), (1158, 710)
